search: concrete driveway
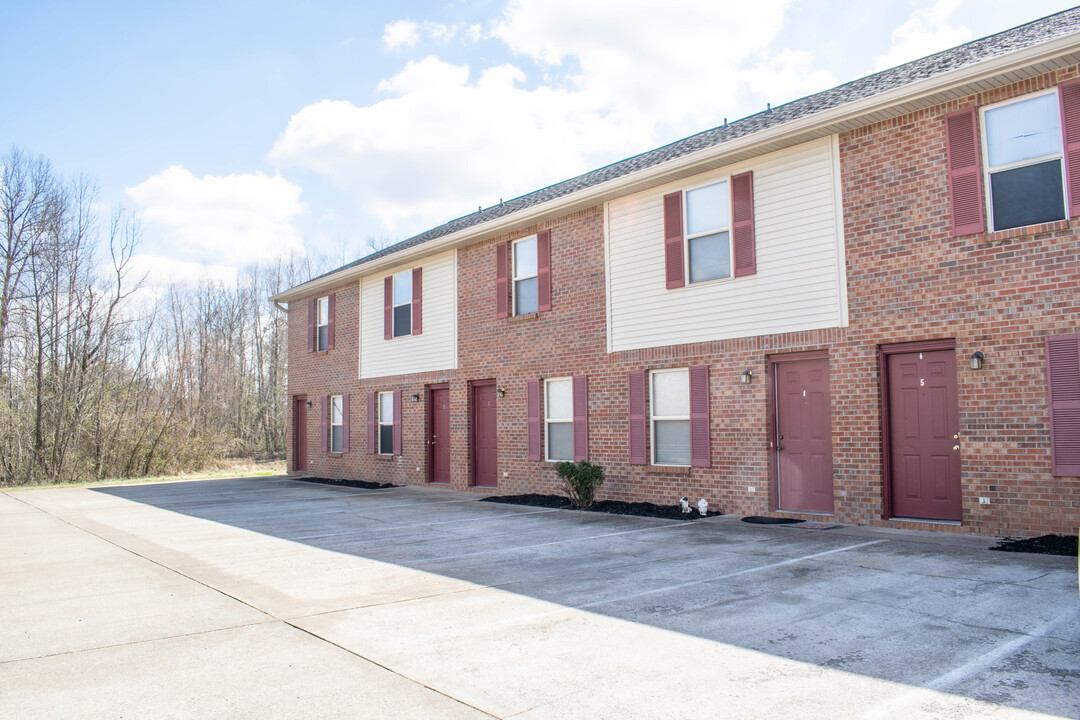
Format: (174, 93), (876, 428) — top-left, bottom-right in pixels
(2, 477), (1077, 719)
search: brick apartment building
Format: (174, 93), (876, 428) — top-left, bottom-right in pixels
(272, 10), (1080, 537)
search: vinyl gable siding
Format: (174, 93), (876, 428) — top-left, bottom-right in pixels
(606, 136), (847, 352)
(360, 250), (457, 379)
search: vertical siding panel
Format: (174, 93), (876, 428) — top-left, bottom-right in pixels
(537, 229), (552, 312)
(527, 379), (541, 461)
(1047, 334), (1080, 476)
(689, 365), (711, 467)
(367, 392), (376, 454)
(412, 267), (423, 335)
(573, 374), (588, 462)
(731, 171), (756, 277)
(496, 242), (509, 318)
(1058, 78), (1080, 217)
(945, 108), (986, 235)
(663, 192), (685, 289)
(393, 390), (403, 456)
(628, 370), (647, 465)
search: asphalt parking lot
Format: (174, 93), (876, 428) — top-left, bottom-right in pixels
(2, 476), (1077, 719)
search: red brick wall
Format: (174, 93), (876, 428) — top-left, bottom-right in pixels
(286, 66), (1080, 537)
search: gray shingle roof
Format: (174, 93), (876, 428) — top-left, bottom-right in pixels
(304, 7), (1080, 287)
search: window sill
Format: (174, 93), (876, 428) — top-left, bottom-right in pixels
(375, 453), (397, 460)
(645, 465), (692, 476)
(328, 452), (344, 458)
(977, 218), (1071, 244)
(509, 312), (540, 322)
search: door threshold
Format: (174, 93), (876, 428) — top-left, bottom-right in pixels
(891, 517), (961, 526)
(778, 509), (835, 517)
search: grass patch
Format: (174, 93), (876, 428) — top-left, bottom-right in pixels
(2, 460), (286, 490)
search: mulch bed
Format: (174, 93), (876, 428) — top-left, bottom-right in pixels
(991, 534), (1078, 557)
(294, 476), (397, 490)
(481, 493), (722, 520)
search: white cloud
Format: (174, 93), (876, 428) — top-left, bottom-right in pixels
(273, 0), (838, 234)
(125, 166), (306, 266)
(874, 0), (972, 71)
(383, 20), (420, 50)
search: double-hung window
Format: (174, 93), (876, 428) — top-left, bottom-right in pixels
(330, 395), (344, 453)
(316, 296), (330, 351)
(378, 392), (394, 454)
(392, 271), (412, 337)
(544, 378), (573, 461)
(685, 181), (731, 283)
(982, 91), (1067, 231)
(513, 235), (538, 315)
(650, 369), (691, 466)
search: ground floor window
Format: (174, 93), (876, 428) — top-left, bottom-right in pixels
(650, 368), (690, 465)
(378, 392), (394, 454)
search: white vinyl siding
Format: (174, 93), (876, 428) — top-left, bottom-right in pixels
(360, 250), (457, 379)
(606, 137), (846, 352)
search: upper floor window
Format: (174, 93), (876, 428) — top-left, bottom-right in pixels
(513, 235), (538, 315)
(650, 368), (690, 466)
(544, 378), (573, 461)
(392, 271), (412, 337)
(685, 181), (731, 283)
(983, 91), (1066, 231)
(317, 296), (330, 351)
(330, 395), (344, 453)
(378, 391), (394, 454)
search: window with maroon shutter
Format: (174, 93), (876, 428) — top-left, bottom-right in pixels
(411, 267), (423, 335)
(628, 371), (647, 465)
(316, 296), (330, 351)
(663, 192), (685, 289)
(545, 378), (572, 461)
(651, 368), (691, 465)
(327, 293), (336, 350)
(496, 242), (509, 318)
(377, 391), (393, 454)
(946, 108), (985, 236)
(367, 392), (377, 454)
(383, 277), (392, 340)
(573, 375), (588, 462)
(1059, 78), (1080, 218)
(527, 379), (541, 461)
(689, 365), (710, 467)
(330, 395), (344, 452)
(307, 298), (315, 353)
(392, 390), (403, 455)
(731, 172), (756, 278)
(537, 229), (552, 312)
(1046, 333), (1080, 477)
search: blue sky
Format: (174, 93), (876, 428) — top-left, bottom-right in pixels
(2, 0), (1075, 285)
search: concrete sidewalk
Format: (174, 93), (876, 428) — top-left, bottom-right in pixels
(2, 477), (1077, 719)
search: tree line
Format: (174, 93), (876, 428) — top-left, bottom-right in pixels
(1, 147), (339, 486)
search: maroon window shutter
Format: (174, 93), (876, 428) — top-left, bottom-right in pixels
(411, 267), (423, 335)
(573, 375), (588, 462)
(537, 229), (552, 312)
(383, 276), (393, 340)
(322, 395), (330, 452)
(628, 370), (647, 465)
(496, 242), (509, 318)
(1058, 79), (1080, 218)
(663, 192), (685, 289)
(689, 365), (711, 467)
(327, 293), (336, 350)
(945, 108), (985, 236)
(392, 390), (403, 456)
(527, 379), (541, 461)
(367, 392), (376, 454)
(1047, 334), (1080, 476)
(307, 298), (315, 353)
(731, 171), (757, 278)
(341, 394), (350, 454)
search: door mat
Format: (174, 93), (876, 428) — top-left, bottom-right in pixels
(782, 521), (841, 530)
(741, 516), (803, 524)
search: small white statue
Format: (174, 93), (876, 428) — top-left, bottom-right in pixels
(698, 498), (709, 516)
(680, 497), (690, 514)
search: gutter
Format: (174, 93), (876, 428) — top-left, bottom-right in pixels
(271, 32), (1080, 304)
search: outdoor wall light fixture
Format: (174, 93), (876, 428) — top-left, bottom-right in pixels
(970, 351), (985, 370)
(411, 393), (421, 403)
(497, 387), (507, 398)
(740, 369), (754, 385)
(305, 400), (312, 409)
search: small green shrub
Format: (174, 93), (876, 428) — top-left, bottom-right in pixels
(554, 460), (605, 509)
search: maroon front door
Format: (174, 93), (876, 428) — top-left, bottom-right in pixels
(293, 396), (308, 472)
(774, 357), (834, 513)
(472, 382), (498, 487)
(887, 349), (961, 520)
(428, 385), (450, 484)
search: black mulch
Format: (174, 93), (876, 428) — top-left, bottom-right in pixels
(294, 476), (397, 490)
(741, 516), (804, 525)
(480, 493), (722, 520)
(991, 534), (1078, 557)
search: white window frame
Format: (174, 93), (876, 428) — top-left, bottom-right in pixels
(377, 391), (394, 455)
(512, 235), (538, 316)
(316, 296), (330, 351)
(650, 368), (690, 467)
(330, 395), (343, 453)
(544, 377), (573, 462)
(392, 271), (412, 338)
(683, 178), (732, 285)
(980, 88), (1067, 232)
